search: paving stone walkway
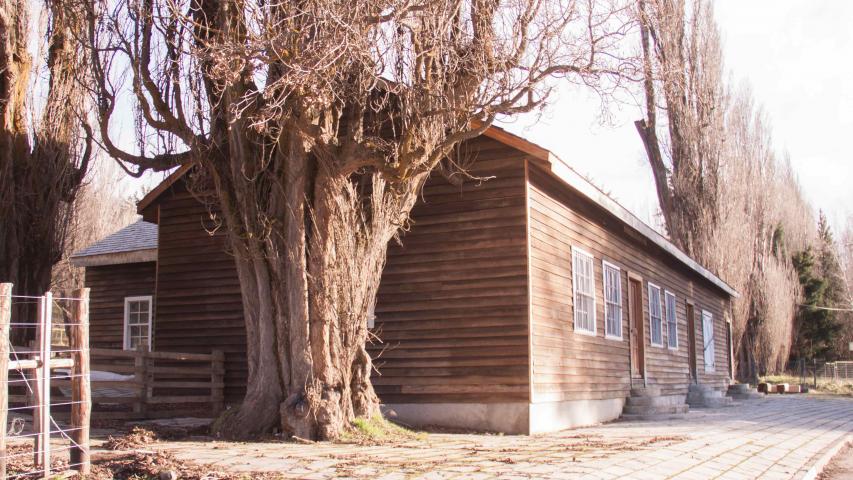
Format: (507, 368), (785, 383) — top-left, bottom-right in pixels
(154, 395), (853, 479)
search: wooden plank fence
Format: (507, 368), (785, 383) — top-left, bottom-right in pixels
(45, 347), (225, 420)
(1, 283), (225, 478)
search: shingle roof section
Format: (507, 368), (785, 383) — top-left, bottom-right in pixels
(72, 220), (158, 258)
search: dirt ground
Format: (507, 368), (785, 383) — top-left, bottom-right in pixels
(819, 444), (853, 480)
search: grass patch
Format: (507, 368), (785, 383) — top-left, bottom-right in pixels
(760, 374), (853, 397)
(340, 415), (427, 445)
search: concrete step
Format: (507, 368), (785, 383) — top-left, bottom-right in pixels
(623, 403), (689, 415)
(689, 395), (734, 408)
(625, 395), (684, 408)
(630, 386), (662, 397)
(727, 383), (752, 394)
(625, 396), (654, 407)
(688, 386), (720, 399)
(726, 383), (764, 400)
(620, 404), (689, 421)
(728, 391), (764, 400)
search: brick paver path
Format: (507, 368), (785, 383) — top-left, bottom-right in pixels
(155, 395), (853, 479)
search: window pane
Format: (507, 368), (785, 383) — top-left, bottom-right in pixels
(573, 250), (596, 333)
(125, 298), (151, 351)
(666, 293), (678, 348)
(603, 264), (621, 338)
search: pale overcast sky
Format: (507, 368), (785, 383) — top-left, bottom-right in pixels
(499, 0), (853, 230)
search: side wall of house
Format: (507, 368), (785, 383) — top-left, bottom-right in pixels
(85, 262), (157, 349)
(372, 136), (531, 433)
(153, 188), (247, 401)
(526, 163), (731, 429)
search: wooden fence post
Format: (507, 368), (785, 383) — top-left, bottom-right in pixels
(0, 283), (12, 478)
(134, 346), (149, 417)
(211, 350), (225, 415)
(32, 293), (46, 469)
(70, 288), (90, 474)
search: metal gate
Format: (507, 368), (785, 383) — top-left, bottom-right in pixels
(0, 283), (91, 478)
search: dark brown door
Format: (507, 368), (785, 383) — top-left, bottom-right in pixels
(687, 303), (697, 381)
(629, 278), (645, 378)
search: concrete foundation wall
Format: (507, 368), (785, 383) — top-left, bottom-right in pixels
(384, 397), (631, 435)
(382, 403), (530, 434)
(529, 398), (626, 434)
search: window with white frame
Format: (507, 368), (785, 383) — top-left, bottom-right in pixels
(124, 296), (152, 351)
(602, 261), (622, 340)
(665, 291), (678, 349)
(572, 247), (596, 334)
(702, 310), (716, 372)
(648, 283), (663, 346)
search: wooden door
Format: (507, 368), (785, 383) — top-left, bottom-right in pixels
(629, 278), (645, 378)
(686, 303), (697, 382)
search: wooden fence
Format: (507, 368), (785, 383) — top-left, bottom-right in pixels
(1, 282), (225, 478)
(7, 347), (225, 422)
(53, 347), (226, 420)
(1, 285), (91, 478)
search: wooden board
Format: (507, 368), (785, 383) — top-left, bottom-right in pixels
(84, 262), (156, 350)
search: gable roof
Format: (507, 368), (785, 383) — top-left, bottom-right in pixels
(70, 220), (158, 267)
(129, 126), (738, 298)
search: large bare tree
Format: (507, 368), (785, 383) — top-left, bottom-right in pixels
(0, 0), (92, 329)
(634, 0), (816, 380)
(80, 0), (635, 438)
(634, 0), (724, 258)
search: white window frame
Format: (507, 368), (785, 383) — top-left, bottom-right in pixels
(602, 260), (623, 341)
(571, 246), (597, 336)
(702, 310), (716, 373)
(647, 283), (664, 347)
(123, 295), (153, 351)
(665, 290), (678, 350)
(367, 301), (376, 329)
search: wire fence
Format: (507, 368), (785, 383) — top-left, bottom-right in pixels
(1, 284), (91, 479)
(785, 359), (853, 388)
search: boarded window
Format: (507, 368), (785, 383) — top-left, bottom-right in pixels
(603, 261), (622, 339)
(572, 247), (596, 334)
(703, 310), (716, 372)
(648, 283), (663, 346)
(124, 296), (152, 351)
(665, 291), (678, 349)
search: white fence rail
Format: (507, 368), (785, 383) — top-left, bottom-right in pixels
(0, 284), (91, 479)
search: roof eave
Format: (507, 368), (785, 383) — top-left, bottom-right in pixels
(70, 248), (158, 267)
(537, 152), (739, 298)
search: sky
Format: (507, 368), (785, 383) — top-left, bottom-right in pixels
(118, 1), (852, 232)
(497, 0), (853, 231)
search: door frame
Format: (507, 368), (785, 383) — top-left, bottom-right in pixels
(627, 272), (645, 385)
(686, 300), (698, 383)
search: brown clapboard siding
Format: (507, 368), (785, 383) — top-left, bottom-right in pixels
(371, 136), (531, 404)
(84, 262), (156, 350)
(526, 162), (731, 402)
(153, 188), (248, 401)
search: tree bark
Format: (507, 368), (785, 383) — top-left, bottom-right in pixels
(0, 0), (89, 333)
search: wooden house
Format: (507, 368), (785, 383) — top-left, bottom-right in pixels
(71, 127), (737, 434)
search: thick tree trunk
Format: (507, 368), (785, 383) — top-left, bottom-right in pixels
(1, 0), (88, 336)
(211, 165), (402, 440)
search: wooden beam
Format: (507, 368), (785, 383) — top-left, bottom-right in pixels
(211, 350), (224, 415)
(0, 283), (12, 478)
(70, 288), (91, 474)
(133, 347), (149, 417)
